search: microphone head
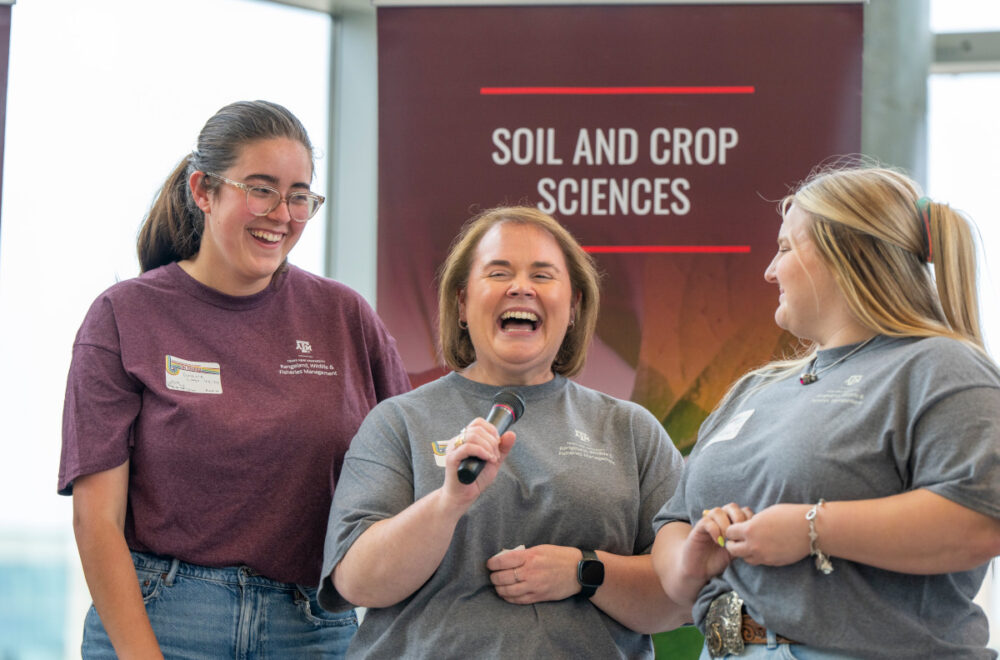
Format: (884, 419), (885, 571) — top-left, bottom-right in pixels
(492, 389), (525, 421)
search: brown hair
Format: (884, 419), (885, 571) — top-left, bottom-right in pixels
(136, 100), (314, 272)
(437, 206), (601, 378)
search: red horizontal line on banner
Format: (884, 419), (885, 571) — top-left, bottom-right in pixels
(480, 86), (755, 95)
(583, 245), (752, 254)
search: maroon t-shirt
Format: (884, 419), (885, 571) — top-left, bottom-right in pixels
(59, 263), (411, 585)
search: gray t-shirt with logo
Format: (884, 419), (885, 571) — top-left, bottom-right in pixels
(654, 334), (1000, 660)
(321, 372), (685, 659)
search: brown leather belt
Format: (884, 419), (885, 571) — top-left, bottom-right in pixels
(741, 610), (798, 645)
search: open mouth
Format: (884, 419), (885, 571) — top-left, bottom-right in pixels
(249, 228), (283, 244)
(499, 310), (539, 331)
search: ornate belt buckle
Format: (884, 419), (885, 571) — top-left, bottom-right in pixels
(705, 591), (744, 658)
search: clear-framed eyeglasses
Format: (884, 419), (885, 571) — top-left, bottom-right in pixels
(205, 172), (325, 222)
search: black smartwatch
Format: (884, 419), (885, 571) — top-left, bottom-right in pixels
(577, 549), (604, 599)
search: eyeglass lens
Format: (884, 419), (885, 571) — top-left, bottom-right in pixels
(245, 187), (320, 221)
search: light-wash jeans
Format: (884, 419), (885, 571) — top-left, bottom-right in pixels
(82, 551), (357, 659)
(699, 628), (863, 660)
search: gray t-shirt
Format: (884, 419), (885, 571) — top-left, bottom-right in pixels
(654, 335), (1000, 660)
(321, 372), (685, 659)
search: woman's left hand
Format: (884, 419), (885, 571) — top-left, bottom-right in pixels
(486, 544), (581, 604)
(723, 503), (812, 566)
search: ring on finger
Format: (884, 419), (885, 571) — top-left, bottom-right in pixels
(513, 568), (521, 583)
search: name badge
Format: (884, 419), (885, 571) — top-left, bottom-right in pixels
(701, 409), (754, 450)
(164, 355), (222, 394)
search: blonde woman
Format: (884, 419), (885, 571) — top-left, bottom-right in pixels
(652, 164), (1000, 659)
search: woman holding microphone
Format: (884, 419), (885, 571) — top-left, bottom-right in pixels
(321, 206), (688, 658)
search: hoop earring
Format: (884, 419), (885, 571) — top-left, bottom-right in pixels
(459, 319), (468, 330)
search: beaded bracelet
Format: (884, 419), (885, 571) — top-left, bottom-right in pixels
(806, 499), (834, 574)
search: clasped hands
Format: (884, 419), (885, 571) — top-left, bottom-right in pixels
(692, 502), (816, 576)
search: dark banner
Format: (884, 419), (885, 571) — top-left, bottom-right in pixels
(376, 3), (863, 451)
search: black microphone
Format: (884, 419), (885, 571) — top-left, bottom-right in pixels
(457, 389), (526, 484)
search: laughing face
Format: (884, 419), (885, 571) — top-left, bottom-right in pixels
(458, 221), (577, 386)
(184, 137), (313, 296)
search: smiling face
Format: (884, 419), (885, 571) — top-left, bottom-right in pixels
(764, 203), (867, 348)
(458, 222), (577, 386)
(184, 137), (313, 296)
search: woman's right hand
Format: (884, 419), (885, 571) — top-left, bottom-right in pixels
(687, 503), (755, 579)
(652, 503), (754, 608)
(333, 419), (517, 608)
(442, 417), (516, 504)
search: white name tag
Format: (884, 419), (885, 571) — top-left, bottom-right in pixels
(701, 409), (754, 449)
(164, 355), (223, 394)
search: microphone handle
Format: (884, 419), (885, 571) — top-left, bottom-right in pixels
(456, 457), (485, 484)
(456, 406), (515, 484)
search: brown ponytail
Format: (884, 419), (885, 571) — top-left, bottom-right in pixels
(137, 156), (202, 272)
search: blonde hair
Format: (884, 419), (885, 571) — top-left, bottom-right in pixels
(793, 164), (982, 346)
(739, 162), (985, 389)
(437, 206), (601, 378)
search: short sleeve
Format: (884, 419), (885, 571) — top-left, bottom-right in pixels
(911, 386), (1000, 519)
(58, 297), (142, 494)
(318, 401), (416, 610)
(634, 407), (685, 552)
(652, 469), (692, 534)
(362, 304), (411, 402)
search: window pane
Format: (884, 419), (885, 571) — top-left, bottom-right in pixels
(928, 69), (1000, 652)
(931, 0), (1000, 32)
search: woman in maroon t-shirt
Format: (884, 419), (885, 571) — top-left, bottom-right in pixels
(60, 100), (410, 659)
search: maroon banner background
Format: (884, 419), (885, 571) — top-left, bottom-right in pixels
(377, 4), (862, 451)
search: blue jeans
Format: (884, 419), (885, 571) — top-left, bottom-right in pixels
(699, 629), (863, 660)
(82, 551), (357, 659)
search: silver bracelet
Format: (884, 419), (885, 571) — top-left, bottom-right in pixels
(806, 499), (834, 575)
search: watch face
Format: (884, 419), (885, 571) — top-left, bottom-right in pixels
(579, 560), (604, 586)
